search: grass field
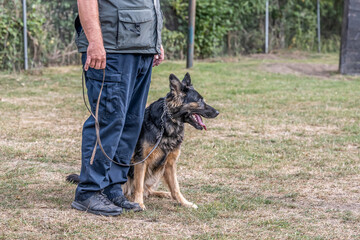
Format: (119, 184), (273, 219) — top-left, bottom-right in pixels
(0, 52), (359, 239)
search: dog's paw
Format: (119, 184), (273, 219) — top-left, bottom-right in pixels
(190, 203), (198, 209)
(183, 202), (198, 209)
(157, 192), (172, 199)
(139, 203), (146, 210)
(149, 191), (172, 199)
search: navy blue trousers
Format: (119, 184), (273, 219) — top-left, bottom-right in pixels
(75, 53), (153, 201)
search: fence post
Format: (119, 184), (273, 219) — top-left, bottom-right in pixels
(23, 0), (28, 70)
(265, 0), (269, 54)
(186, 0), (196, 68)
(317, 0), (321, 53)
(340, 0), (360, 74)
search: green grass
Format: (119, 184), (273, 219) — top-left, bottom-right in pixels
(0, 52), (359, 239)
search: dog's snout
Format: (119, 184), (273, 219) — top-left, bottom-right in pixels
(204, 105), (219, 118)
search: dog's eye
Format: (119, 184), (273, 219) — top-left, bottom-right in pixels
(198, 99), (205, 107)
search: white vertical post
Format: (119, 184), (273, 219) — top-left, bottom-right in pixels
(265, 0), (269, 54)
(317, 0), (321, 53)
(23, 0), (28, 70)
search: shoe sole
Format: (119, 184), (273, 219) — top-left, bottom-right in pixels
(123, 207), (143, 213)
(71, 201), (122, 216)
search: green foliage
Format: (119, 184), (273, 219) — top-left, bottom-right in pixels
(164, 0), (234, 58)
(279, 0), (318, 50)
(266, 0), (342, 52)
(0, 0), (25, 71)
(225, 0), (266, 54)
(0, 0), (344, 71)
(162, 28), (186, 60)
(0, 0), (78, 72)
(193, 0), (231, 57)
(162, 0), (343, 58)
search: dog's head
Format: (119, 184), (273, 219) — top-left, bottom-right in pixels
(166, 73), (219, 130)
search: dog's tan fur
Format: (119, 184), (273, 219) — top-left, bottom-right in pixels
(123, 146), (197, 210)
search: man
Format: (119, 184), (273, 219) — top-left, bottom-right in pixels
(71, 0), (164, 216)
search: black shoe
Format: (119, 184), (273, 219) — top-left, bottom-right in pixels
(71, 192), (123, 216)
(110, 195), (143, 212)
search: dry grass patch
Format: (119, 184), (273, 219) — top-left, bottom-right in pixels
(1, 53), (360, 239)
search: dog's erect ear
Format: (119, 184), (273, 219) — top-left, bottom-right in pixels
(169, 74), (182, 93)
(182, 72), (192, 87)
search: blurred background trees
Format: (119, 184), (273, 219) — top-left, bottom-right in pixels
(0, 0), (343, 71)
(0, 0), (78, 71)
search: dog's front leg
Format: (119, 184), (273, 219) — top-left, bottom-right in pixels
(163, 148), (198, 209)
(132, 163), (147, 210)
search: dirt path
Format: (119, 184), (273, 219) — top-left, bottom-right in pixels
(263, 62), (339, 78)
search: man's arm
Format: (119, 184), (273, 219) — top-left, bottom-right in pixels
(78, 0), (106, 70)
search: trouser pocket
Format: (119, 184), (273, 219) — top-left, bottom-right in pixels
(117, 9), (156, 49)
(105, 82), (126, 119)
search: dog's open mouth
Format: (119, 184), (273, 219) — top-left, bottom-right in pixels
(191, 113), (207, 130)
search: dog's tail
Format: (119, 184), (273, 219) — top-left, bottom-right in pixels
(66, 174), (80, 184)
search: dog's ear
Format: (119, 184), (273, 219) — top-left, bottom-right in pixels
(182, 72), (192, 87)
(169, 74), (182, 93)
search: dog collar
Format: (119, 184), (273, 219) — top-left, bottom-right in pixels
(163, 97), (177, 122)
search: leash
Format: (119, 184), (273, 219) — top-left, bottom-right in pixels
(82, 68), (166, 167)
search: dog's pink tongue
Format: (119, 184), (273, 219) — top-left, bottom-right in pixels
(195, 114), (207, 130)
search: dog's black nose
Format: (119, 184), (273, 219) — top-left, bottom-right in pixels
(215, 110), (219, 116)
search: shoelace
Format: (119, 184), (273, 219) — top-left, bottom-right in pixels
(96, 193), (112, 206)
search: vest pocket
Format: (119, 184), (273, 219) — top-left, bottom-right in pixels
(117, 9), (156, 49)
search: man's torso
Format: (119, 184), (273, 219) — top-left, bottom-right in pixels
(75, 0), (163, 55)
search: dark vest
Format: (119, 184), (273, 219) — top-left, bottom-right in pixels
(75, 0), (163, 54)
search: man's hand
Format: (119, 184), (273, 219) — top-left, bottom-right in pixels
(78, 0), (106, 71)
(153, 45), (164, 67)
(84, 42), (106, 71)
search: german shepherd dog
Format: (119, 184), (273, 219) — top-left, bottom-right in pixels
(67, 73), (219, 210)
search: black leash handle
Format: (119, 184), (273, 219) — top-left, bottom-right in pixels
(81, 69), (165, 167)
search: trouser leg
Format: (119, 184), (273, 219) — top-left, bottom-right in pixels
(75, 53), (143, 201)
(75, 79), (127, 201)
(103, 55), (154, 199)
